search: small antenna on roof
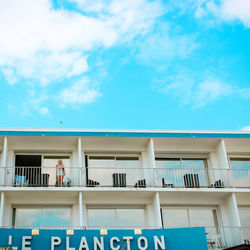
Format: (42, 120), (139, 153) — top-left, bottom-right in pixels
(60, 121), (63, 128)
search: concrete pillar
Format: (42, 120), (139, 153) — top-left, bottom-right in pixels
(83, 204), (87, 227)
(211, 139), (231, 187)
(147, 138), (157, 186)
(219, 193), (242, 247)
(79, 192), (83, 227)
(0, 137), (8, 186)
(152, 192), (162, 228)
(2, 136), (8, 167)
(148, 138), (156, 169)
(216, 139), (230, 170)
(78, 137), (84, 186)
(0, 192), (5, 226)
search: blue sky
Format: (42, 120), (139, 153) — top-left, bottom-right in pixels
(0, 0), (250, 130)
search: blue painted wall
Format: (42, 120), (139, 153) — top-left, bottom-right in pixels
(0, 227), (208, 250)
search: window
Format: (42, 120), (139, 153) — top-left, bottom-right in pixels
(239, 208), (250, 242)
(239, 208), (250, 227)
(14, 154), (71, 187)
(229, 158), (250, 187)
(87, 207), (145, 228)
(155, 158), (208, 187)
(87, 155), (141, 186)
(13, 207), (71, 227)
(230, 159), (250, 170)
(161, 207), (219, 237)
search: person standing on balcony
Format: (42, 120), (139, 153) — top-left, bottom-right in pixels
(56, 160), (65, 186)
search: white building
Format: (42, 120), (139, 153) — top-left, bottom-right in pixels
(0, 128), (250, 249)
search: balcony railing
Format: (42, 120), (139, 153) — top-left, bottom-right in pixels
(163, 226), (250, 249)
(0, 166), (249, 188)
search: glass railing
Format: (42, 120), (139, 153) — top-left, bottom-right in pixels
(0, 167), (249, 188)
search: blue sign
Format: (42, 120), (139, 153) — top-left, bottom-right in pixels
(0, 227), (208, 250)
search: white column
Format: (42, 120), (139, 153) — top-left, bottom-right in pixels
(78, 137), (83, 186)
(211, 139), (231, 187)
(79, 192), (83, 227)
(152, 192), (162, 228)
(148, 138), (156, 169)
(0, 137), (8, 186)
(216, 139), (229, 169)
(2, 136), (8, 167)
(0, 192), (5, 226)
(147, 138), (156, 186)
(82, 204), (87, 227)
(220, 193), (242, 247)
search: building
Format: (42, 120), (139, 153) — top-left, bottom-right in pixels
(0, 128), (249, 249)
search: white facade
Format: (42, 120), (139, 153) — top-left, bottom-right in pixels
(0, 129), (250, 249)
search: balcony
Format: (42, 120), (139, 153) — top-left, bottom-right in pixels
(0, 166), (249, 188)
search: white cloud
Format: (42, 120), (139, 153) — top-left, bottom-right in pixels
(0, 0), (164, 85)
(162, 76), (233, 108)
(192, 0), (250, 28)
(241, 126), (250, 131)
(39, 107), (50, 116)
(59, 79), (102, 106)
(238, 88), (250, 99)
(136, 23), (199, 65)
(193, 79), (233, 107)
(2, 68), (18, 85)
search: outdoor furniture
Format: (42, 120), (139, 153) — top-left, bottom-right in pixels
(183, 173), (200, 188)
(134, 179), (146, 188)
(210, 179), (224, 188)
(162, 178), (174, 188)
(112, 173), (126, 187)
(87, 179), (100, 187)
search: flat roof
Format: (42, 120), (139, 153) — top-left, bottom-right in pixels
(0, 128), (250, 138)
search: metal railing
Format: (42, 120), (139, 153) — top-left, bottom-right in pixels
(0, 166), (249, 188)
(163, 226), (250, 249)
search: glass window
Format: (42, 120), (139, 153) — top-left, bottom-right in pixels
(162, 209), (189, 227)
(182, 160), (205, 169)
(15, 209), (42, 227)
(162, 208), (217, 228)
(156, 158), (207, 187)
(230, 159), (250, 169)
(87, 208), (145, 228)
(88, 156), (140, 186)
(88, 209), (116, 227)
(239, 209), (250, 227)
(155, 159), (181, 169)
(116, 209), (145, 227)
(189, 209), (215, 227)
(42, 208), (71, 227)
(14, 207), (71, 227)
(42, 157), (70, 186)
(229, 159), (250, 187)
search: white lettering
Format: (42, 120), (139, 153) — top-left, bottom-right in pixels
(123, 236), (133, 250)
(66, 237), (75, 250)
(22, 236), (32, 250)
(110, 237), (120, 250)
(79, 237), (89, 250)
(154, 236), (165, 250)
(8, 235), (12, 245)
(137, 236), (148, 250)
(51, 236), (61, 250)
(94, 237), (104, 250)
